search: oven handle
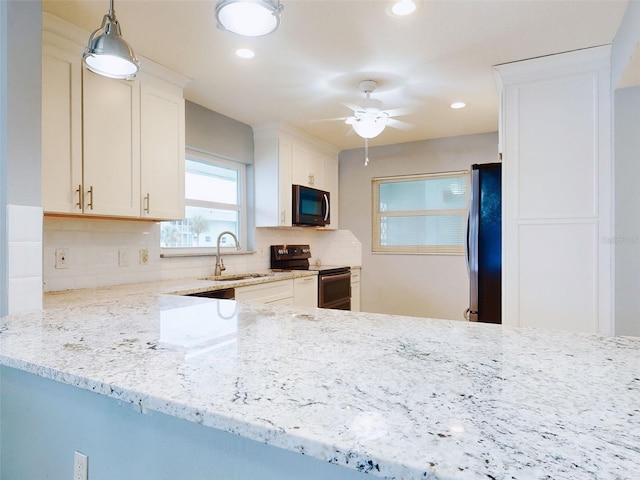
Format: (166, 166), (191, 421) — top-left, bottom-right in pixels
(319, 271), (351, 283)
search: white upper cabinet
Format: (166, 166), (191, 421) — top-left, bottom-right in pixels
(494, 45), (612, 334)
(41, 44), (83, 214)
(254, 123), (339, 229)
(82, 69), (141, 217)
(140, 78), (185, 220)
(254, 130), (293, 227)
(41, 14), (187, 220)
(292, 142), (325, 189)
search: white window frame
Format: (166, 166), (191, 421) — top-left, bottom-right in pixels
(372, 170), (469, 255)
(160, 148), (247, 257)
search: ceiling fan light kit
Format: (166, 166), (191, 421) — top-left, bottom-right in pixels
(216, 0), (284, 37)
(83, 0), (140, 80)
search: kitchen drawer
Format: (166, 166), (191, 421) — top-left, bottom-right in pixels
(235, 279), (294, 304)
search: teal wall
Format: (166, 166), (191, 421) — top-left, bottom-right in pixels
(1, 367), (368, 480)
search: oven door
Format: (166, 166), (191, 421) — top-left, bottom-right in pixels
(318, 271), (351, 310)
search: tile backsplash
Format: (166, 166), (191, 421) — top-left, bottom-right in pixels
(43, 217), (362, 292)
(7, 205), (43, 313)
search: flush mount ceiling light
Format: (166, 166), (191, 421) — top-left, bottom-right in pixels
(391, 0), (417, 16)
(216, 0), (284, 37)
(235, 48), (256, 59)
(450, 102), (467, 109)
(82, 0), (140, 80)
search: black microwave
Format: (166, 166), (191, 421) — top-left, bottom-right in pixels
(292, 184), (330, 227)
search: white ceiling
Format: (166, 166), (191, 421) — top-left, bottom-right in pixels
(43, 0), (628, 151)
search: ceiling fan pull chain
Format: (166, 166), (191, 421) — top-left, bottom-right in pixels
(364, 138), (370, 166)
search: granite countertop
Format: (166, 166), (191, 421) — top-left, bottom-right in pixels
(0, 280), (639, 479)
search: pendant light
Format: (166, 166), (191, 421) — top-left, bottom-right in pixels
(215, 0), (284, 37)
(83, 0), (140, 80)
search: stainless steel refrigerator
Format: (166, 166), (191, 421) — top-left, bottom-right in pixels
(465, 163), (502, 323)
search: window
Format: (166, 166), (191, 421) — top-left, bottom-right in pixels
(161, 149), (246, 254)
(372, 171), (468, 254)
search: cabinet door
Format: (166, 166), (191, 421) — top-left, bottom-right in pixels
(82, 69), (140, 217)
(292, 142), (324, 188)
(323, 154), (339, 229)
(278, 136), (293, 226)
(294, 276), (318, 307)
(42, 45), (83, 214)
(350, 282), (361, 312)
(140, 81), (185, 220)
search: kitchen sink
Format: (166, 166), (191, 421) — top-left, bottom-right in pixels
(203, 273), (273, 282)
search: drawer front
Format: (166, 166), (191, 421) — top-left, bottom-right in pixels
(235, 279), (294, 303)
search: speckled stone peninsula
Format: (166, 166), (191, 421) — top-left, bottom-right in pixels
(0, 279), (638, 479)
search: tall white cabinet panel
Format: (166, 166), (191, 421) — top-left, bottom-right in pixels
(495, 46), (612, 334)
(82, 69), (141, 217)
(140, 80), (185, 220)
(41, 45), (83, 213)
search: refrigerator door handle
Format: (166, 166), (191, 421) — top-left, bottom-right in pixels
(467, 168), (480, 321)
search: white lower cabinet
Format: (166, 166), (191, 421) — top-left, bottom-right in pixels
(235, 280), (294, 304)
(293, 276), (318, 308)
(350, 268), (361, 312)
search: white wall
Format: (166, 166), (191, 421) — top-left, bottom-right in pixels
(338, 132), (498, 320)
(611, 0), (640, 88)
(614, 86), (640, 336)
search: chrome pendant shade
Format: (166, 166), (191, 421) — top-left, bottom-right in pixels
(83, 0), (140, 80)
(215, 0), (284, 37)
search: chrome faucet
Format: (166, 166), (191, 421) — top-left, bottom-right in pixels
(214, 231), (240, 276)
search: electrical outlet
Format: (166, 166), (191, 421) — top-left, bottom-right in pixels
(74, 451), (88, 480)
(118, 248), (130, 267)
(139, 248), (149, 265)
(55, 248), (69, 269)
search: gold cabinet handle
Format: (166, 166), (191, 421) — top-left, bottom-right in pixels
(87, 186), (94, 210)
(75, 184), (83, 210)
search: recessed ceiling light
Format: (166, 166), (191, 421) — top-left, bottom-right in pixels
(450, 102), (466, 109)
(391, 0), (416, 16)
(235, 48), (255, 59)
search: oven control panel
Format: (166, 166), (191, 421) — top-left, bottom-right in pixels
(270, 245), (311, 260)
(270, 244), (312, 270)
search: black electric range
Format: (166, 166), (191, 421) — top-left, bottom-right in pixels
(270, 245), (351, 310)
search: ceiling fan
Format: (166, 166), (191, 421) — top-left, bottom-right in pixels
(315, 80), (413, 165)
(343, 80), (413, 141)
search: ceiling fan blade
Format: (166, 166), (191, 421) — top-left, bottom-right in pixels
(387, 118), (415, 131)
(384, 106), (414, 118)
(343, 102), (366, 113)
(309, 116), (350, 123)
